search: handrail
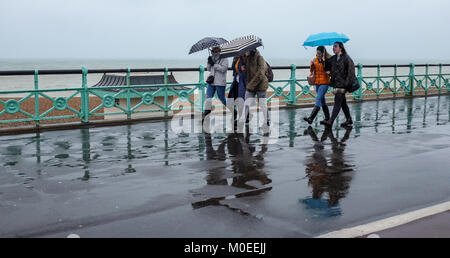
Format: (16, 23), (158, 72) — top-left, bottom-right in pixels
(0, 63), (449, 129)
(1, 64), (449, 76)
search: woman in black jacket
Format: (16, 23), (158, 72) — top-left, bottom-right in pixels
(321, 42), (355, 128)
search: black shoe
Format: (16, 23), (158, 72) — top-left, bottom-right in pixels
(303, 126), (314, 136)
(320, 119), (333, 127)
(303, 106), (320, 124)
(340, 118), (353, 127)
(321, 105), (330, 123)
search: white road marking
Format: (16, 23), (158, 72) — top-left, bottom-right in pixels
(316, 201), (450, 238)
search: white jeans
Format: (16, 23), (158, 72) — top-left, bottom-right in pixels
(240, 90), (269, 124)
(226, 97), (245, 121)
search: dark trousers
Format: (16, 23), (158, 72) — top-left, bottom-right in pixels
(330, 93), (351, 122)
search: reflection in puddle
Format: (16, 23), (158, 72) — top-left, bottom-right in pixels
(0, 96), (448, 218)
(191, 131), (273, 214)
(301, 127), (355, 218)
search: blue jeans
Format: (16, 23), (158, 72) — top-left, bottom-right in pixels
(315, 84), (329, 107)
(205, 84), (226, 110)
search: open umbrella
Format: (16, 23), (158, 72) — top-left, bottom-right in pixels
(189, 37), (228, 55)
(302, 32), (350, 47)
(219, 35), (263, 59)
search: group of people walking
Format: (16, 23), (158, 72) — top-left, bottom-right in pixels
(202, 41), (356, 130)
(203, 46), (270, 130)
(304, 42), (355, 128)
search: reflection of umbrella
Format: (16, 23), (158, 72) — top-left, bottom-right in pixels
(302, 32), (350, 47)
(189, 37), (228, 54)
(219, 35), (263, 58)
(300, 197), (342, 217)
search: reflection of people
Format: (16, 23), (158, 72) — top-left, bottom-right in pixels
(204, 133), (227, 185)
(324, 127), (353, 206)
(193, 133), (272, 210)
(303, 127), (354, 208)
(227, 133), (272, 189)
(303, 127), (328, 200)
(203, 133), (272, 189)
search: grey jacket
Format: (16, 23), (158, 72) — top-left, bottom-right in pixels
(207, 58), (229, 86)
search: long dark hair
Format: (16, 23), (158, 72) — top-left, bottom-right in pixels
(317, 46), (327, 55)
(316, 46), (330, 62)
(334, 42), (347, 55)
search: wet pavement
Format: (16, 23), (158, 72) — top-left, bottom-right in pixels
(0, 95), (450, 238)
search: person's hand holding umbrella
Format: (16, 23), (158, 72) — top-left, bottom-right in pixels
(208, 56), (215, 66)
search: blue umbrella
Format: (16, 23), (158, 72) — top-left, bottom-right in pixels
(302, 32), (350, 47)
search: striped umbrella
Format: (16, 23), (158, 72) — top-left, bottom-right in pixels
(188, 37), (228, 55)
(219, 35), (263, 58)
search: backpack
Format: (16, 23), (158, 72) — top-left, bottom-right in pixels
(265, 62), (274, 82)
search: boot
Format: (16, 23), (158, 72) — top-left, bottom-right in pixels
(340, 117), (353, 127)
(321, 105), (330, 124)
(202, 109), (211, 123)
(233, 109), (238, 131)
(303, 106), (320, 124)
(320, 119), (333, 127)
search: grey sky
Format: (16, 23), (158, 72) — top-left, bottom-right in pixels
(1, 0), (449, 61)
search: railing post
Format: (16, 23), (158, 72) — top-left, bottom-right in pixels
(198, 65), (205, 113)
(34, 69), (40, 127)
(81, 66), (89, 123)
(394, 64), (398, 97)
(377, 64), (381, 97)
(126, 68), (131, 120)
(356, 63), (363, 100)
(438, 63), (442, 91)
(289, 64), (296, 105)
(164, 66), (169, 117)
(409, 63), (415, 96)
(425, 64), (429, 94)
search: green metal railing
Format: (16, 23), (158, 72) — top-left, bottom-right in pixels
(0, 63), (449, 127)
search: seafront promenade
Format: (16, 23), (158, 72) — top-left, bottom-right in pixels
(0, 94), (449, 237)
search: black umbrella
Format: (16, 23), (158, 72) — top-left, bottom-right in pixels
(219, 35), (263, 58)
(188, 37), (228, 55)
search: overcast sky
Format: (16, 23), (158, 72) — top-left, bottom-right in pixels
(1, 0), (449, 61)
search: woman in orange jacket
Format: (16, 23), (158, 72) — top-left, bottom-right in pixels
(304, 46), (332, 124)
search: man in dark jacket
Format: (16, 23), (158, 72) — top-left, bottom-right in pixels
(321, 42), (355, 128)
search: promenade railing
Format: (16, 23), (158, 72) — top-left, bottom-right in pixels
(0, 63), (449, 128)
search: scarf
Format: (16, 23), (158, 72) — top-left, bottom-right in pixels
(211, 52), (220, 63)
